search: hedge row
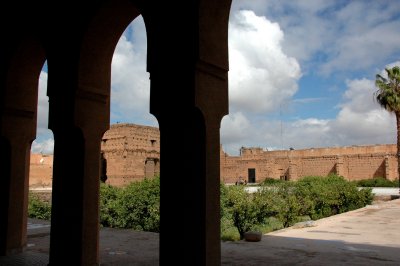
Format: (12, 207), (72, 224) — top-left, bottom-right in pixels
(28, 174), (373, 241)
(221, 175), (373, 239)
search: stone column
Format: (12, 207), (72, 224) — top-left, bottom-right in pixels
(146, 1), (231, 264)
(47, 71), (109, 266)
(149, 29), (229, 266)
(48, 122), (85, 265)
(0, 38), (44, 255)
(0, 111), (35, 255)
(195, 61), (229, 265)
(150, 71), (202, 264)
(79, 89), (109, 264)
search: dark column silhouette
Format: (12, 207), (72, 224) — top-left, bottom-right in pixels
(0, 33), (44, 255)
(1, 1), (232, 265)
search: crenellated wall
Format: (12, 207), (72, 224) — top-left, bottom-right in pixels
(29, 124), (398, 187)
(220, 145), (398, 184)
(100, 123), (160, 186)
(29, 153), (54, 188)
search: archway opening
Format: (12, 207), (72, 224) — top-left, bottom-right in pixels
(101, 14), (159, 187)
(97, 12), (160, 262)
(30, 62), (54, 189)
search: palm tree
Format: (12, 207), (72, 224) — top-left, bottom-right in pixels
(374, 65), (400, 191)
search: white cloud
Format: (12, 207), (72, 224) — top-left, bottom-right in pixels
(287, 75), (396, 149)
(320, 22), (400, 75)
(237, 1), (400, 75)
(222, 65), (397, 156)
(31, 8), (399, 159)
(31, 138), (54, 155)
(220, 3), (399, 155)
(36, 71), (49, 133)
(221, 10), (301, 154)
(283, 118), (331, 149)
(31, 70), (54, 154)
(330, 76), (396, 144)
(221, 112), (251, 143)
(110, 16), (158, 126)
(227, 10), (301, 114)
(340, 79), (378, 113)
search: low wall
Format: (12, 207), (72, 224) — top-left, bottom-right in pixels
(221, 144), (398, 184)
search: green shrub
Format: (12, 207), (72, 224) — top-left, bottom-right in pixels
(28, 193), (51, 220)
(221, 184), (277, 239)
(272, 183), (304, 227)
(220, 183), (230, 218)
(355, 177), (399, 187)
(99, 183), (121, 227)
(252, 217), (284, 234)
(261, 178), (285, 186)
(114, 176), (160, 232)
(220, 175), (372, 238)
(295, 175), (373, 220)
(220, 216), (240, 241)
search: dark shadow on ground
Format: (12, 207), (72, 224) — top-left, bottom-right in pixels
(1, 217), (399, 266)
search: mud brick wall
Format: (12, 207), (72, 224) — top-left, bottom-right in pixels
(385, 155), (398, 180)
(101, 123), (160, 187)
(220, 144), (398, 183)
(295, 156), (337, 180)
(29, 153), (53, 187)
(29, 124), (398, 187)
(342, 154), (386, 180)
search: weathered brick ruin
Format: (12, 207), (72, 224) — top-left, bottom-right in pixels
(29, 123), (398, 187)
(221, 145), (398, 184)
(29, 154), (53, 188)
(100, 123), (160, 186)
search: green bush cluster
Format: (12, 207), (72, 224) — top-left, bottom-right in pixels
(27, 177), (161, 233)
(220, 174), (373, 240)
(354, 177), (399, 187)
(261, 177), (285, 186)
(220, 185), (276, 240)
(28, 174), (373, 241)
(28, 193), (52, 220)
(100, 176), (160, 232)
(295, 175), (373, 220)
(99, 182), (120, 227)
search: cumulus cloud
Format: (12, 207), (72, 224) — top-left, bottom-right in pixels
(31, 138), (54, 155)
(222, 63), (397, 156)
(330, 77), (395, 145)
(221, 112), (251, 143)
(221, 10), (301, 154)
(220, 3), (400, 155)
(31, 70), (54, 154)
(228, 10), (301, 114)
(284, 75), (395, 150)
(237, 1), (400, 75)
(317, 1), (400, 75)
(36, 71), (49, 133)
(232, 1), (338, 68)
(110, 16), (158, 126)
(31, 8), (398, 158)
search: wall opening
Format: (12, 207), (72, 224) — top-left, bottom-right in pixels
(29, 61), (54, 216)
(248, 168), (256, 183)
(100, 13), (160, 187)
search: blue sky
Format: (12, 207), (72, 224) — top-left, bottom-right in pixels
(32, 0), (400, 156)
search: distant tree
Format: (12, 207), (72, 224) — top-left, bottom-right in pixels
(374, 65), (400, 186)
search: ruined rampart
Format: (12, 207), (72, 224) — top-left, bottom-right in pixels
(100, 123), (160, 186)
(29, 153), (53, 188)
(220, 145), (398, 184)
(29, 123), (398, 187)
